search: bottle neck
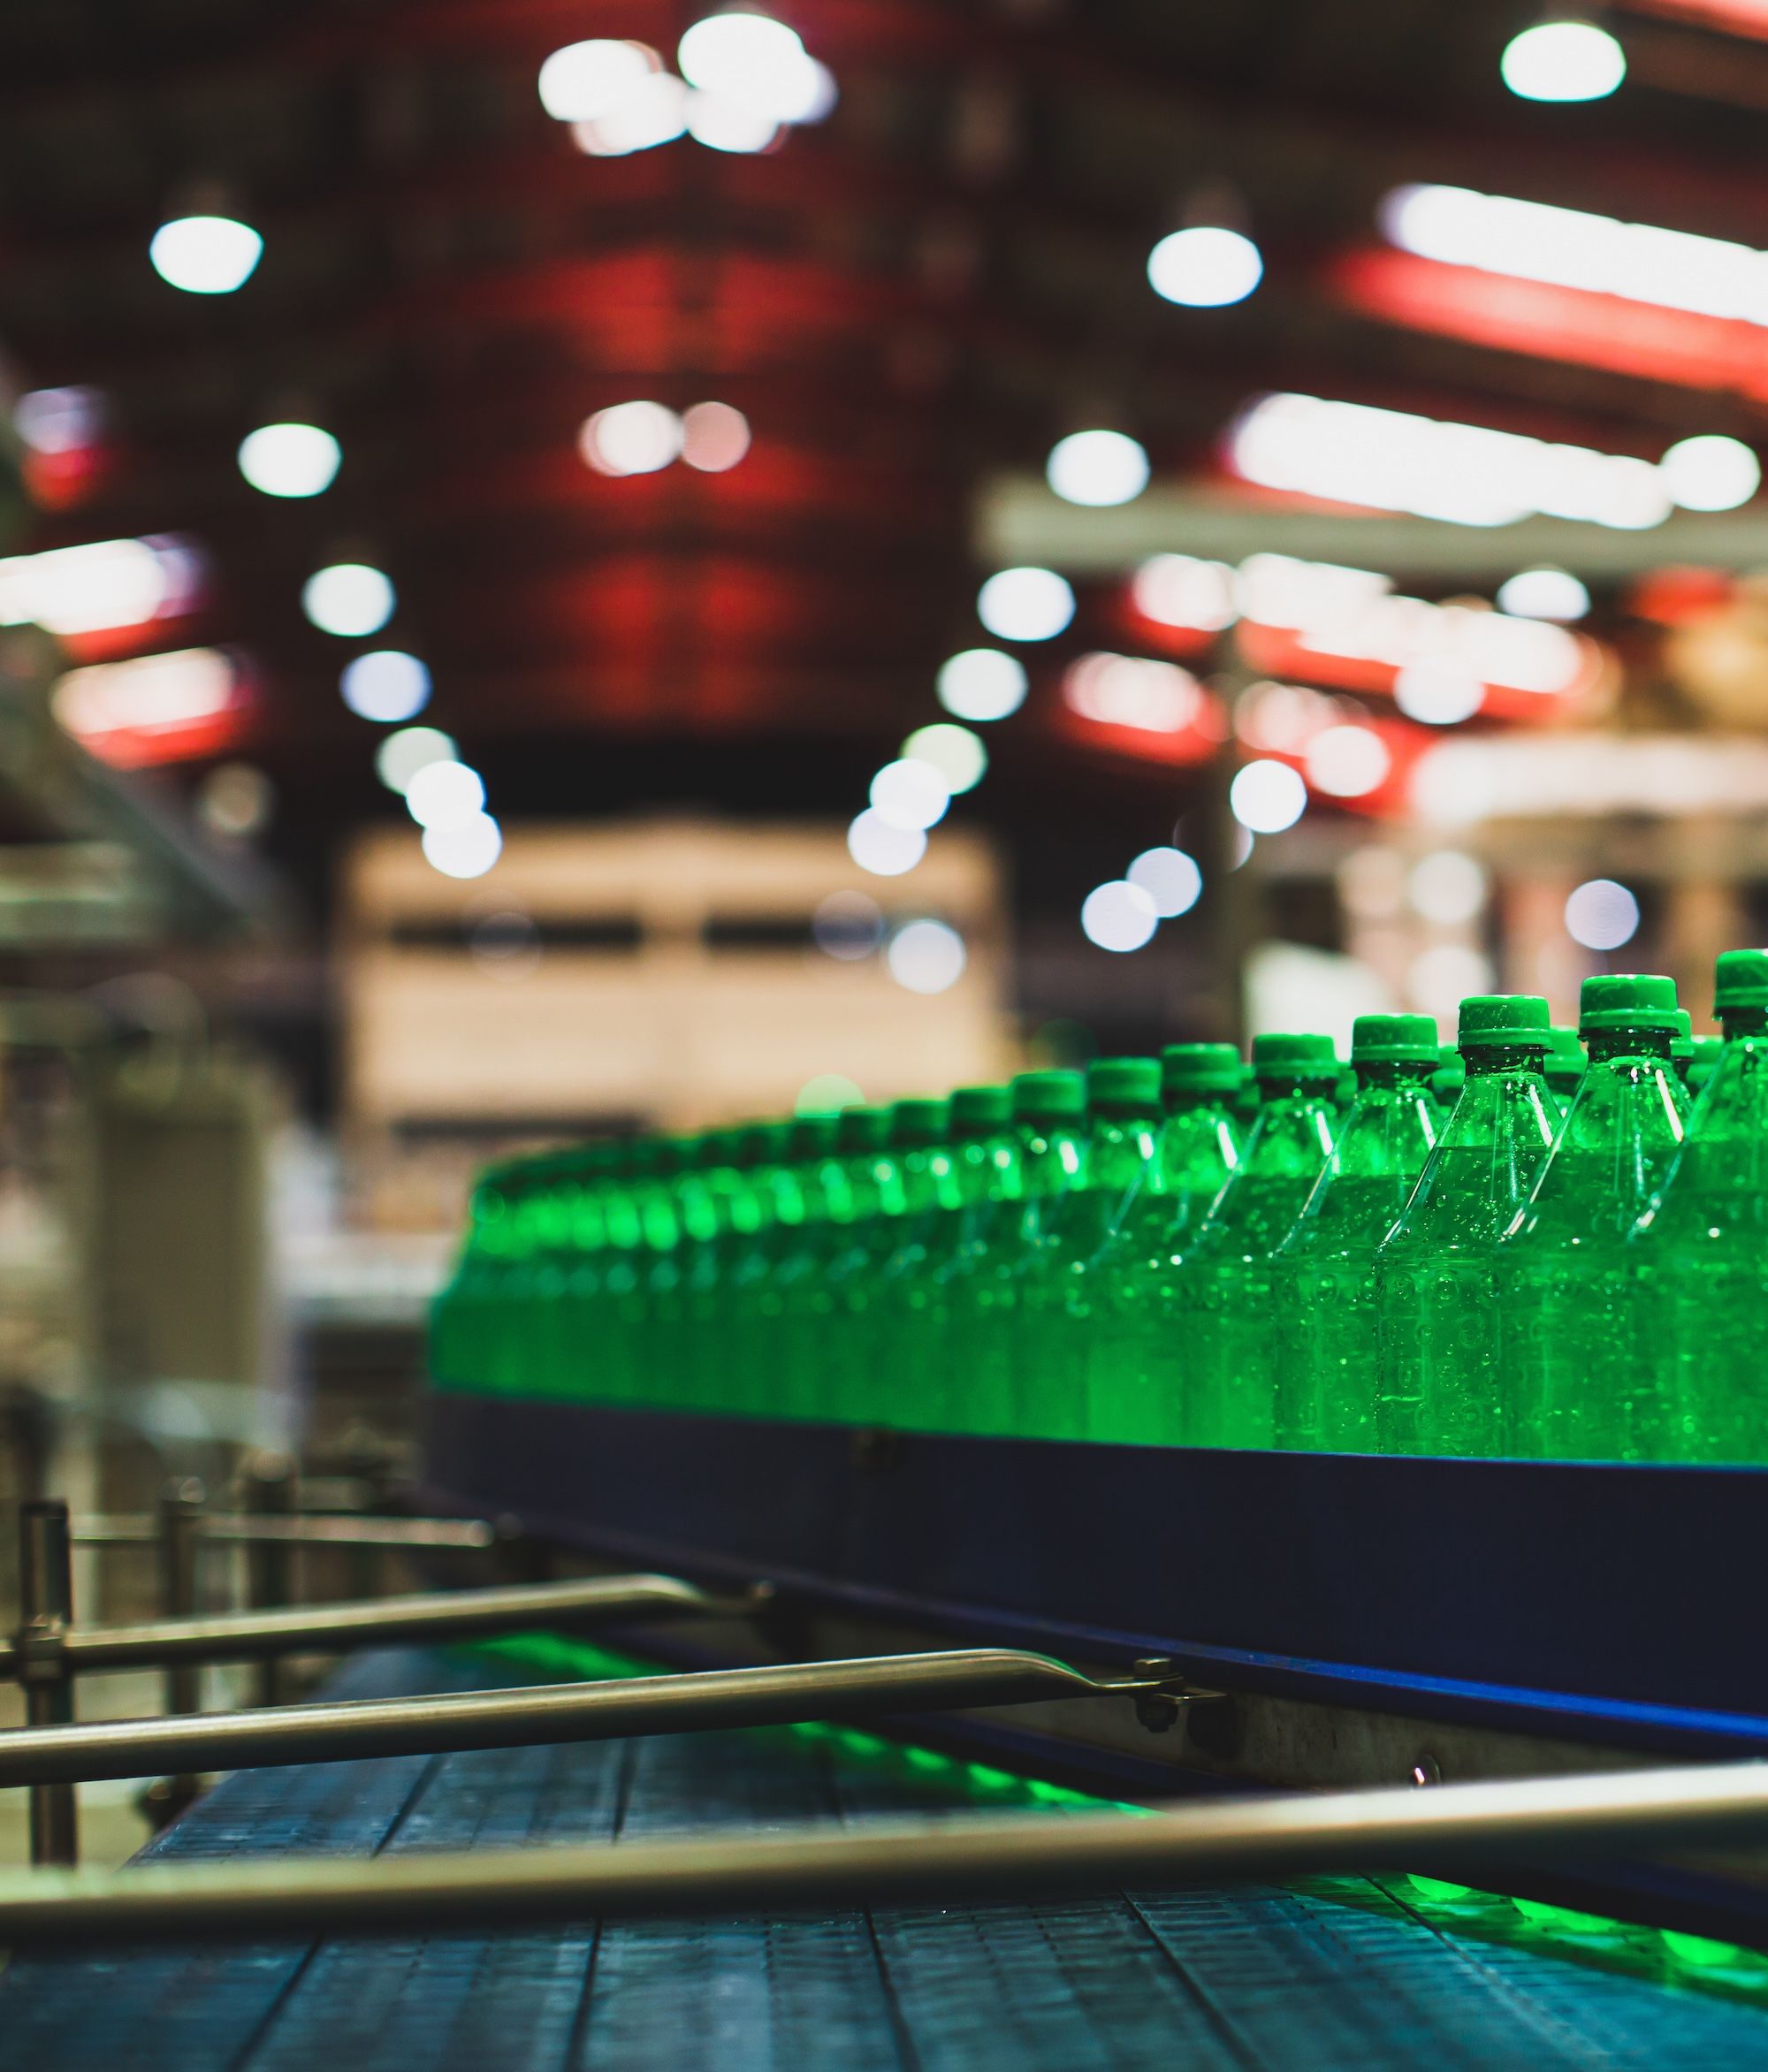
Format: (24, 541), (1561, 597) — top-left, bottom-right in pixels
(1463, 1045), (1546, 1078)
(1353, 1061), (1436, 1093)
(1721, 1007), (1767, 1039)
(1584, 1028), (1673, 1065)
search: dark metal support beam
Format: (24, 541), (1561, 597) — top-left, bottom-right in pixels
(16, 1501), (77, 1868)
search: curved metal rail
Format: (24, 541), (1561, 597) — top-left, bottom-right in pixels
(4, 1758), (1768, 1947)
(0, 1647), (1177, 1787)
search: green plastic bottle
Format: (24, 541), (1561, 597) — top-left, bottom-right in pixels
(1429, 1044), (1467, 1116)
(532, 1146), (612, 1402)
(818, 1106), (907, 1425)
(722, 1120), (810, 1418)
(1085, 1042), (1244, 1444)
(676, 1127), (749, 1411)
(1542, 1025), (1586, 1114)
(1501, 975), (1690, 1462)
(775, 1108), (885, 1422)
(606, 1137), (685, 1409)
(1270, 1015), (1441, 1452)
(947, 1070), (1086, 1436)
(1686, 1032), (1726, 1100)
(1374, 996), (1557, 1458)
(1017, 1057), (1162, 1440)
(860, 1098), (956, 1429)
(757, 1114), (841, 1418)
(1183, 1032), (1338, 1450)
(924, 1086), (1019, 1433)
(1670, 1009), (1696, 1087)
(1631, 950), (1768, 1463)
(434, 1154), (523, 1393)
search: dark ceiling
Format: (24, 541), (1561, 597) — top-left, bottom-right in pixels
(0, 0), (1764, 880)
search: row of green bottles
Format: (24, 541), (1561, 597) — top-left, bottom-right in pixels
(431, 948), (1768, 1464)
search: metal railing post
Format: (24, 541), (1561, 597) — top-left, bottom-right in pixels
(17, 1499), (77, 1866)
(243, 1454), (294, 1707)
(144, 1479), (208, 1828)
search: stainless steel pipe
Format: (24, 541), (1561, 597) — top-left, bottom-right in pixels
(0, 1649), (1166, 1787)
(70, 1515), (497, 1550)
(0, 1571), (743, 1681)
(4, 1759), (1768, 1948)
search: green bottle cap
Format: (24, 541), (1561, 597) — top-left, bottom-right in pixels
(1542, 1026), (1585, 1092)
(888, 1096), (949, 1146)
(1671, 1008), (1695, 1063)
(1086, 1055), (1162, 1113)
(1430, 1044), (1467, 1099)
(1251, 1032), (1337, 1083)
(1578, 972), (1680, 1034)
(1160, 1041), (1242, 1094)
(1350, 1013), (1439, 1067)
(1715, 948), (1768, 1014)
(628, 1137), (668, 1175)
(1010, 1069), (1086, 1122)
(949, 1084), (1011, 1133)
(835, 1105), (892, 1153)
(787, 1113), (840, 1160)
(1457, 994), (1550, 1049)
(737, 1120), (793, 1164)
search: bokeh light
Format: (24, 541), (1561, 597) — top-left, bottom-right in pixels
(1081, 879), (1160, 952)
(579, 401), (683, 476)
(976, 567), (1075, 642)
(375, 726), (456, 795)
(422, 812), (502, 880)
(936, 649), (1027, 721)
(537, 39), (659, 120)
(149, 215), (263, 294)
(341, 651), (431, 724)
(1126, 846), (1202, 918)
(1305, 725), (1391, 798)
(812, 891), (885, 960)
(1046, 430), (1150, 507)
(1394, 663), (1485, 726)
(903, 723), (987, 794)
(1496, 568), (1589, 621)
(1659, 435), (1761, 513)
(796, 1071), (865, 1114)
(847, 808), (926, 876)
(404, 759), (486, 831)
(1409, 850), (1489, 926)
(1147, 225), (1263, 307)
(681, 401), (751, 471)
(238, 423), (339, 499)
(1229, 758), (1307, 833)
(1565, 878), (1641, 950)
(1501, 19), (1625, 102)
(869, 758), (951, 831)
(887, 918), (967, 994)
(302, 562), (395, 636)
(677, 11), (823, 120)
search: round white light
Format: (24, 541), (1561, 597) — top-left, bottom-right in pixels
(423, 812), (503, 880)
(812, 890), (884, 960)
(681, 400), (751, 471)
(537, 39), (658, 121)
(340, 651), (431, 723)
(686, 89), (778, 152)
(1408, 944), (1497, 1019)
(1496, 567), (1590, 621)
(869, 757), (951, 832)
(977, 567), (1075, 642)
(678, 11), (822, 121)
(1304, 725), (1391, 799)
(149, 215), (263, 295)
(903, 722), (987, 794)
(1564, 878), (1640, 951)
(376, 726), (456, 795)
(579, 400), (683, 476)
(1147, 225), (1263, 309)
(237, 422), (340, 499)
(796, 1071), (864, 1114)
(1046, 430), (1150, 508)
(847, 808), (926, 877)
(1500, 19), (1625, 102)
(1229, 758), (1307, 834)
(1127, 846), (1202, 918)
(888, 918), (967, 994)
(936, 649), (1027, 721)
(1393, 663), (1485, 726)
(571, 72), (689, 155)
(1081, 879), (1160, 953)
(1659, 434), (1761, 513)
(404, 758), (487, 831)
(302, 562), (395, 637)
(1409, 850), (1489, 926)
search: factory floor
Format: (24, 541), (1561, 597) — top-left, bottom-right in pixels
(4, 1648), (1768, 2069)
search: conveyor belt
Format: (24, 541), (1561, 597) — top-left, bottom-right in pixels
(4, 1649), (1768, 2070)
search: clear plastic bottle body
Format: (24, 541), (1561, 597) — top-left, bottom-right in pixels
(1271, 1066), (1438, 1452)
(1086, 1098), (1241, 1444)
(1501, 1031), (1688, 1461)
(819, 1139), (904, 1426)
(862, 1131), (958, 1430)
(1374, 1050), (1557, 1456)
(932, 1131), (1023, 1434)
(1632, 1015), (1768, 1462)
(1183, 1081), (1337, 1450)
